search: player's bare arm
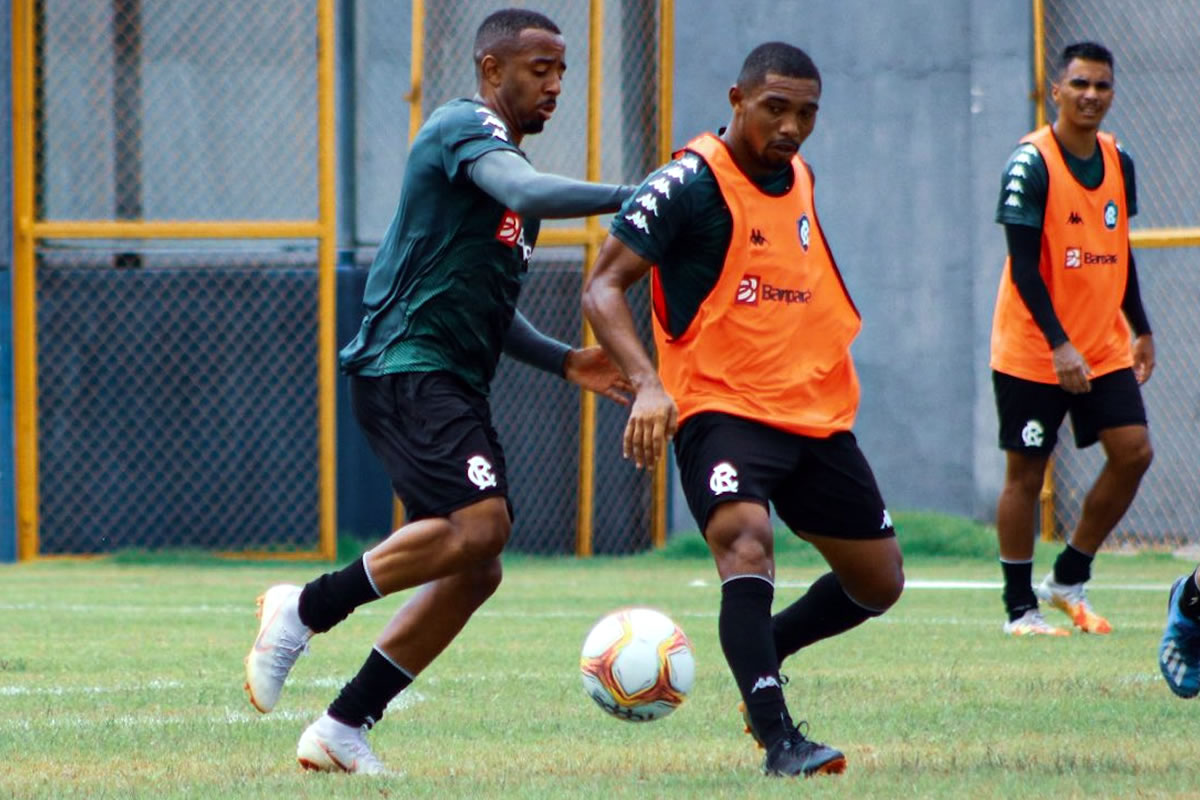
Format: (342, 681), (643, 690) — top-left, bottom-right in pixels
(582, 235), (678, 470)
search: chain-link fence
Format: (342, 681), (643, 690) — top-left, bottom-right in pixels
(15, 0), (667, 557)
(1041, 1), (1200, 549)
(16, 0), (335, 556)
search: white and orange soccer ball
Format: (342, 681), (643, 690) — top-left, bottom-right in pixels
(579, 607), (695, 722)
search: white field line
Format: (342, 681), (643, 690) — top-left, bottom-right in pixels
(0, 689), (425, 732)
(0, 579), (1173, 618)
(687, 578), (1174, 591)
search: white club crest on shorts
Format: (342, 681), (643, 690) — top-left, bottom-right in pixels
(1021, 419), (1045, 448)
(467, 455), (498, 489)
(709, 462), (739, 495)
(881, 509), (893, 530)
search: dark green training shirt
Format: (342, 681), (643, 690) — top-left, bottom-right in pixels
(610, 147), (793, 338)
(994, 133), (1137, 228)
(339, 98), (541, 395)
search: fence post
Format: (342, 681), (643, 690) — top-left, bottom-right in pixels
(0, 0), (13, 563)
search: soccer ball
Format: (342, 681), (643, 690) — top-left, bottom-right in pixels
(579, 607), (695, 722)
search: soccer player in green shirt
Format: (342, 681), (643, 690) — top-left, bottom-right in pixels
(243, 8), (635, 773)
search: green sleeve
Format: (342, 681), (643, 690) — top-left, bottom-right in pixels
(994, 143), (1048, 229)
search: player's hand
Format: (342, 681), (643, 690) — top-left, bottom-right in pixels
(1132, 334), (1155, 384)
(1052, 341), (1092, 394)
(564, 346), (633, 405)
(623, 383), (678, 470)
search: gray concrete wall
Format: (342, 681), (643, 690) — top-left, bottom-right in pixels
(669, 0), (1034, 530)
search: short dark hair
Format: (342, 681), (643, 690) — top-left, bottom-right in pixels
(736, 42), (820, 90)
(474, 8), (561, 67)
(1058, 41), (1114, 76)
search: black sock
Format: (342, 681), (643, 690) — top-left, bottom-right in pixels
(772, 572), (880, 663)
(297, 555), (382, 633)
(327, 647), (414, 728)
(1001, 559), (1037, 621)
(1180, 570), (1200, 622)
(719, 576), (792, 750)
(1053, 544), (1094, 586)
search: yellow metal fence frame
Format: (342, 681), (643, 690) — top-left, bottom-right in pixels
(400, 0), (674, 555)
(1031, 0), (1200, 540)
(10, 0), (339, 561)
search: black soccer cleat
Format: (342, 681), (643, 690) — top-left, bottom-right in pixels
(761, 725), (847, 778)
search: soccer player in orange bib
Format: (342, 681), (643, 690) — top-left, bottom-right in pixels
(989, 42), (1154, 637)
(583, 42), (904, 778)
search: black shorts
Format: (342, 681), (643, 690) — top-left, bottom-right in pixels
(993, 368), (1147, 453)
(349, 371), (510, 522)
(673, 412), (894, 540)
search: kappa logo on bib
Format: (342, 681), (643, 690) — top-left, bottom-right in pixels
(467, 455), (498, 490)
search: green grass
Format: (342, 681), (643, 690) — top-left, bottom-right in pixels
(1, 513), (1196, 799)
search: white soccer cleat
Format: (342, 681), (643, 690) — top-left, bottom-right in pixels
(1003, 608), (1070, 637)
(1036, 574), (1112, 634)
(244, 584), (311, 713)
(297, 713), (390, 775)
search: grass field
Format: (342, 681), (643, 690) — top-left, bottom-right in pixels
(1, 514), (1197, 799)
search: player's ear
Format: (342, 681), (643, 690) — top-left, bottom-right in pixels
(479, 53), (504, 88)
(728, 84), (743, 111)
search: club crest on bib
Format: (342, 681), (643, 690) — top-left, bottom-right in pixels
(797, 214), (811, 252)
(467, 455), (498, 489)
(1104, 200), (1118, 230)
(708, 462), (739, 495)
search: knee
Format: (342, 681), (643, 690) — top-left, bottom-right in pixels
(1113, 438), (1153, 477)
(875, 561), (906, 611)
(451, 508), (511, 564)
(1004, 466), (1047, 498)
(857, 558), (905, 612)
(709, 526), (774, 576)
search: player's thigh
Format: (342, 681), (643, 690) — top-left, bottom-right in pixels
(1068, 367), (1148, 449)
(802, 533), (904, 609)
(774, 432), (902, 605)
(773, 432), (893, 539)
(350, 371), (510, 521)
(673, 412), (798, 535)
(993, 370), (1070, 454)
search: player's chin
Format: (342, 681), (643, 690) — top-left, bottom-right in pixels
(521, 118), (548, 134)
(757, 151), (792, 171)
